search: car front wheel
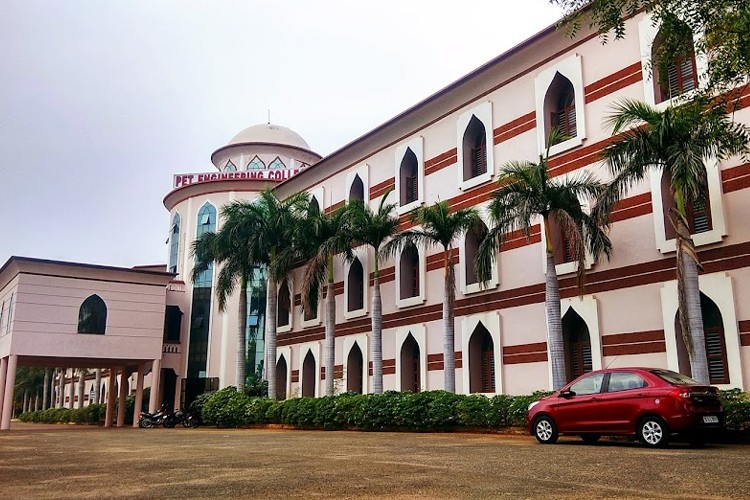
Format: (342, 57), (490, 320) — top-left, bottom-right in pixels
(638, 416), (669, 448)
(534, 416), (558, 444)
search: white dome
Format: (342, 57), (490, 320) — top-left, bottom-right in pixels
(227, 123), (311, 150)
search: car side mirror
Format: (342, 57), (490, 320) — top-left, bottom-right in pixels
(560, 390), (575, 398)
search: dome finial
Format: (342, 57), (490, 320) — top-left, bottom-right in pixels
(267, 108), (271, 125)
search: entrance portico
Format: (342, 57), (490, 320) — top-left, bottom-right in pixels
(0, 257), (174, 430)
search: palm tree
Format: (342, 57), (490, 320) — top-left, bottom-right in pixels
(242, 189), (310, 399)
(383, 201), (479, 393)
(300, 202), (354, 396)
(476, 136), (612, 391)
(601, 98), (749, 384)
(347, 192), (400, 394)
(192, 200), (264, 393)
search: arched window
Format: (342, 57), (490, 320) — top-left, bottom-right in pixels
(347, 258), (364, 312)
(269, 156), (286, 169)
(399, 148), (418, 205)
(562, 309), (592, 383)
(548, 216), (580, 266)
(302, 350), (316, 397)
(346, 343), (364, 393)
(276, 355), (288, 400)
(349, 174), (365, 202)
(168, 213), (180, 274)
(543, 73), (577, 145)
(194, 203), (216, 288)
(309, 196), (320, 214)
(224, 161), (237, 172)
(660, 171), (712, 240)
(277, 279), (291, 328)
(464, 220), (488, 286)
(675, 293), (729, 384)
(247, 155), (265, 170)
(468, 323), (495, 393)
(78, 295), (107, 334)
(462, 115), (487, 181)
(400, 334), (420, 392)
(399, 244), (420, 300)
(652, 27), (698, 104)
(303, 285), (318, 322)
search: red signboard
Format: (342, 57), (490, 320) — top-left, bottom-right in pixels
(173, 168), (306, 189)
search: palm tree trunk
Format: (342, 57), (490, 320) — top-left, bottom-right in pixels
(23, 390), (28, 414)
(371, 272), (383, 395)
(681, 252), (709, 383)
(67, 370), (75, 409)
(325, 261), (336, 396)
(266, 276), (278, 400)
(544, 216), (566, 391)
(42, 369), (50, 410)
(94, 369), (101, 404)
(237, 277), (248, 393)
(77, 369), (85, 409)
(35, 392), (40, 412)
(57, 368), (64, 408)
(443, 252), (456, 393)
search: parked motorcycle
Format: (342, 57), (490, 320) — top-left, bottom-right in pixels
(137, 405), (169, 428)
(161, 408), (200, 428)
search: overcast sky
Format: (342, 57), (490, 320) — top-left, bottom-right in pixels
(1, 1), (564, 268)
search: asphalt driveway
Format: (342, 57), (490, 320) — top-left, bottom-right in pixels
(1, 423), (748, 499)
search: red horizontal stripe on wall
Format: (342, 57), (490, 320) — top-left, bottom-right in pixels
(325, 200), (345, 215)
(424, 148), (458, 176)
(584, 62), (643, 103)
(493, 112), (536, 145)
(370, 178), (395, 199)
(503, 342), (547, 355)
(291, 370), (299, 383)
(602, 330), (665, 346)
(722, 163), (750, 194)
(603, 341), (666, 356)
(503, 352), (548, 365)
(610, 192), (652, 222)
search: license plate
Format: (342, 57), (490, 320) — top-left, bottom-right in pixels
(703, 415), (719, 424)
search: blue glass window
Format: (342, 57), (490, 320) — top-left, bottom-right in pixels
(247, 156), (266, 170)
(269, 156), (286, 169)
(78, 295), (107, 334)
(194, 203), (216, 287)
(224, 161), (237, 172)
(169, 213), (180, 274)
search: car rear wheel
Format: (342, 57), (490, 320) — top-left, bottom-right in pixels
(581, 434), (601, 445)
(638, 416), (669, 448)
(534, 416), (558, 444)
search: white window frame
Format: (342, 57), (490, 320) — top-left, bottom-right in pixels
(638, 13), (708, 110)
(394, 325), (428, 392)
(276, 277), (294, 334)
(459, 204), (498, 295)
(343, 248), (369, 320)
(394, 136), (425, 215)
(395, 240), (427, 308)
(550, 296), (603, 389)
(276, 346), (292, 399)
(649, 157), (726, 254)
(534, 54), (587, 157)
(460, 312), (503, 395)
(343, 334), (370, 394)
(346, 164), (370, 204)
(457, 101), (495, 191)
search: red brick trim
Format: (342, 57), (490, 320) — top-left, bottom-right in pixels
(424, 148), (458, 176)
(493, 112), (536, 145)
(610, 192), (652, 223)
(584, 62), (643, 104)
(722, 162), (750, 194)
(739, 320), (750, 346)
(370, 178), (395, 200)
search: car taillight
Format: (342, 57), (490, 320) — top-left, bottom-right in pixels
(670, 388), (691, 400)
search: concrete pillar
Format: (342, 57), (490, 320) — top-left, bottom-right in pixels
(148, 359), (161, 412)
(1, 355), (18, 430)
(116, 369), (128, 427)
(77, 369), (85, 409)
(57, 369), (64, 408)
(104, 369), (116, 427)
(67, 369), (75, 409)
(133, 364), (145, 428)
(0, 357), (8, 420)
(42, 369), (50, 410)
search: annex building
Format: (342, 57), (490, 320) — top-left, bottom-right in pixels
(2, 10), (750, 425)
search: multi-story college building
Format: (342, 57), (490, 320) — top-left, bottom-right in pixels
(2, 10), (750, 427)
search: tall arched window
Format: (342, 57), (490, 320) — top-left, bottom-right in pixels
(399, 244), (420, 300)
(660, 171), (712, 240)
(269, 156), (286, 169)
(224, 161), (237, 172)
(346, 343), (364, 393)
(277, 279), (291, 328)
(462, 115), (487, 181)
(399, 148), (418, 205)
(544, 73), (577, 144)
(302, 351), (316, 398)
(78, 295), (107, 334)
(675, 293), (729, 384)
(562, 309), (592, 383)
(400, 334), (420, 393)
(468, 323), (495, 393)
(168, 213), (180, 274)
(349, 174), (365, 202)
(276, 355), (288, 400)
(247, 155), (265, 170)
(652, 27), (698, 104)
(464, 220), (488, 286)
(303, 285), (318, 322)
(194, 203), (216, 287)
(347, 258), (364, 312)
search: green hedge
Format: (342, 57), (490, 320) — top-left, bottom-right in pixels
(200, 388), (552, 431)
(18, 391), (147, 426)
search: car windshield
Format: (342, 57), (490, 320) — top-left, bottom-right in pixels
(651, 369), (700, 385)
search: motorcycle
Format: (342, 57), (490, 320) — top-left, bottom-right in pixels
(137, 405), (169, 428)
(162, 408), (200, 428)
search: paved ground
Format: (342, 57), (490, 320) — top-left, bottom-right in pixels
(1, 422), (749, 499)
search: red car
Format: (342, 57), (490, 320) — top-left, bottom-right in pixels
(527, 368), (724, 447)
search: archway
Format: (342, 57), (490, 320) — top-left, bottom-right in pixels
(562, 308), (591, 383)
(276, 355), (288, 400)
(674, 293), (728, 383)
(346, 343), (364, 393)
(468, 322), (495, 393)
(302, 351), (316, 398)
(400, 334), (420, 392)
